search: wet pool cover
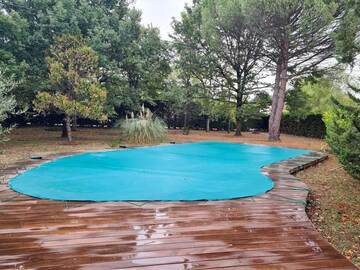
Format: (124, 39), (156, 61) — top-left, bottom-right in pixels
(10, 142), (309, 201)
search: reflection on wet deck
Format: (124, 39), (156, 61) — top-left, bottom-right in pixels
(0, 151), (357, 269)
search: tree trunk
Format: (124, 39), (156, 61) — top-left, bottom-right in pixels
(269, 42), (289, 141)
(234, 92), (243, 137)
(183, 111), (190, 135)
(61, 119), (67, 138)
(166, 113), (172, 129)
(205, 116), (210, 132)
(65, 114), (72, 143)
(227, 119), (231, 133)
(72, 114), (77, 131)
(235, 119), (242, 136)
(268, 61), (281, 140)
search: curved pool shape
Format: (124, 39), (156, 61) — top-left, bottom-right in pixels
(10, 142), (309, 201)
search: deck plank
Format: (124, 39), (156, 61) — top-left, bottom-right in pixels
(0, 150), (357, 270)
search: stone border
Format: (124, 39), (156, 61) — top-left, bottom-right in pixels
(260, 151), (328, 206)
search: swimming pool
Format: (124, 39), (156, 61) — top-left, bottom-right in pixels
(9, 142), (309, 201)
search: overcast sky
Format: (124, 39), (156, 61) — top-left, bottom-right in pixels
(133, 0), (192, 39)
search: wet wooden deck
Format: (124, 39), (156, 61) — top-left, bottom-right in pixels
(0, 150), (357, 270)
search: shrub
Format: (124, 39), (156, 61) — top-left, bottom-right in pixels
(118, 107), (167, 144)
(324, 108), (360, 180)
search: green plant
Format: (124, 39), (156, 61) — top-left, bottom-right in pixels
(33, 35), (107, 142)
(324, 107), (360, 180)
(0, 71), (17, 142)
(118, 106), (167, 144)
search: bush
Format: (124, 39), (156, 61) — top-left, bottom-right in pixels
(118, 107), (167, 144)
(324, 109), (360, 179)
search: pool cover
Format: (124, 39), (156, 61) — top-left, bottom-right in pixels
(9, 142), (309, 201)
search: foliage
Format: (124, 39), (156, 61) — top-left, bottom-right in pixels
(0, 9), (29, 105)
(324, 77), (360, 179)
(0, 71), (17, 142)
(334, 0), (360, 65)
(97, 23), (171, 116)
(281, 114), (326, 138)
(118, 106), (167, 144)
(1, 0), (170, 115)
(1, 0), (359, 144)
(241, 91), (272, 128)
(33, 35), (107, 142)
(286, 76), (350, 117)
(326, 0), (360, 179)
(172, 0), (266, 136)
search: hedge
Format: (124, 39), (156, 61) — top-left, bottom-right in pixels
(280, 114), (326, 139)
(4, 111), (326, 139)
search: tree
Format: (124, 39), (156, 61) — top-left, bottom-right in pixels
(0, 8), (29, 105)
(324, 0), (360, 179)
(333, 0), (360, 65)
(1, 0), (171, 122)
(286, 74), (350, 117)
(171, 3), (212, 134)
(324, 78), (360, 179)
(251, 0), (339, 140)
(33, 35), (107, 142)
(198, 96), (218, 132)
(1, 0), (93, 105)
(90, 8), (171, 116)
(0, 71), (17, 142)
(172, 0), (267, 136)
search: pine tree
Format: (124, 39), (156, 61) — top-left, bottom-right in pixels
(251, 0), (339, 140)
(324, 0), (360, 179)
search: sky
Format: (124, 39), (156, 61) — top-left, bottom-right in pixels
(132, 0), (192, 39)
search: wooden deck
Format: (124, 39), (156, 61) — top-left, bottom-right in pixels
(0, 149), (357, 270)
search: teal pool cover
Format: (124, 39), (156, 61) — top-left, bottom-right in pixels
(9, 142), (309, 201)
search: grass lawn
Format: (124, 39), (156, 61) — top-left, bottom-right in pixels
(1, 127), (359, 267)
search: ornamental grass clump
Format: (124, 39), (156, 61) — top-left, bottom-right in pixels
(118, 106), (167, 144)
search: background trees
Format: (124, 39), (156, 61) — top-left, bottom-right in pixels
(0, 0), (359, 156)
(0, 0), (170, 118)
(286, 74), (350, 117)
(171, 0), (268, 136)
